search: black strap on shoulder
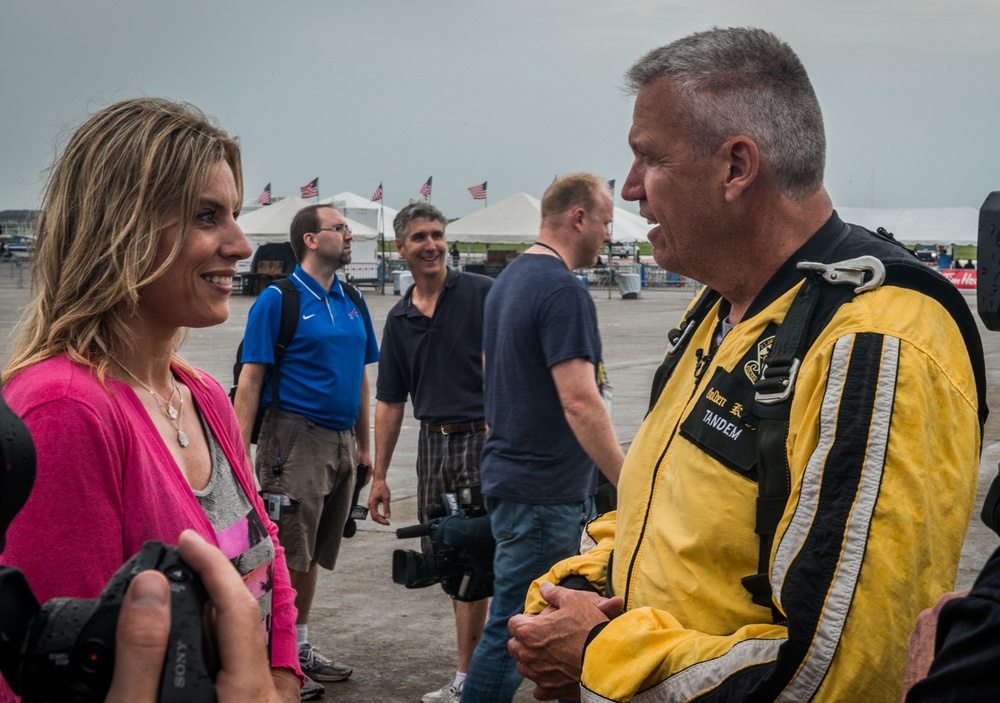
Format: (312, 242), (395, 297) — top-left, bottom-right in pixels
(743, 257), (989, 622)
(647, 287), (721, 413)
(883, 264), (995, 533)
(269, 276), (300, 414)
(883, 264), (987, 435)
(742, 273), (835, 624)
(341, 280), (363, 314)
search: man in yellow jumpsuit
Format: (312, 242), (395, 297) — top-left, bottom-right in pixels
(507, 27), (985, 703)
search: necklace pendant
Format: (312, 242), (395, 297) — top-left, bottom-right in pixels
(168, 405), (179, 420)
(177, 431), (189, 448)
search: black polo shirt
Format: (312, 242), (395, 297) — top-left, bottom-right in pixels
(376, 269), (493, 424)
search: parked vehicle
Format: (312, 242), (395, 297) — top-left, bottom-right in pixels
(912, 244), (939, 263)
(609, 241), (638, 259)
(3, 235), (33, 259)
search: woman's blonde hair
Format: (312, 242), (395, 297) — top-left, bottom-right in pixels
(2, 97), (243, 384)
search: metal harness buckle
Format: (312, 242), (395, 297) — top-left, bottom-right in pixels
(796, 255), (887, 293)
(666, 318), (697, 355)
(754, 256), (886, 406)
(755, 358), (802, 405)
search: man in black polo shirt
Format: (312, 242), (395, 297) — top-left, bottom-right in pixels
(368, 201), (493, 703)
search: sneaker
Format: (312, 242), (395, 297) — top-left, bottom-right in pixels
(300, 675), (325, 700)
(299, 643), (353, 682)
(421, 682), (462, 703)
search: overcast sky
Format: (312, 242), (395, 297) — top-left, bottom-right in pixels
(2, 0), (998, 221)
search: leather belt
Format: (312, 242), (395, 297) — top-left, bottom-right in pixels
(421, 420), (487, 435)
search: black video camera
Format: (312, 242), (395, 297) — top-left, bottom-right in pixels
(0, 393), (217, 702)
(979, 192), (1000, 330)
(392, 486), (494, 602)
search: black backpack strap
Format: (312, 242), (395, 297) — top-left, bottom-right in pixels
(341, 280), (364, 313)
(269, 276), (300, 415)
(647, 287), (721, 413)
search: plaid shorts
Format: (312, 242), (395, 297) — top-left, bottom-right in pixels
(416, 426), (485, 555)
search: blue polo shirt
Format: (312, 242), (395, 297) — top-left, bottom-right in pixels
(241, 265), (379, 430)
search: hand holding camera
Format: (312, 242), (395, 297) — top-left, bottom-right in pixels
(106, 531), (288, 703)
(0, 388), (293, 703)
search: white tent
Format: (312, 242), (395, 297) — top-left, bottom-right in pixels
(611, 207), (650, 242)
(611, 205), (980, 246)
(235, 196), (379, 272)
(237, 196), (378, 241)
(446, 193), (652, 245)
(322, 192), (398, 238)
(446, 192), (542, 244)
(835, 207), (978, 245)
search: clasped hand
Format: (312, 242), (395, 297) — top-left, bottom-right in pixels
(507, 581), (623, 701)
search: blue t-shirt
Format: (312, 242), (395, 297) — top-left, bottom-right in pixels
(481, 254), (601, 504)
(241, 265), (379, 430)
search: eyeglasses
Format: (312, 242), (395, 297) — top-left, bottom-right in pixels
(314, 225), (351, 235)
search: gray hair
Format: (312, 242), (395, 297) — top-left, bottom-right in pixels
(393, 201), (447, 240)
(626, 27), (825, 199)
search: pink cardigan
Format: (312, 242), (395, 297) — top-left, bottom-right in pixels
(0, 355), (301, 693)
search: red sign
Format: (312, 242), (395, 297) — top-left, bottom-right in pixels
(940, 269), (977, 290)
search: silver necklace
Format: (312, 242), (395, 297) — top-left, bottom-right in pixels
(114, 360), (189, 448)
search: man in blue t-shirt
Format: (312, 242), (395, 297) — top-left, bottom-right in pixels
(234, 204), (379, 700)
(461, 173), (624, 703)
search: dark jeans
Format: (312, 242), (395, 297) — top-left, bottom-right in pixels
(461, 496), (595, 703)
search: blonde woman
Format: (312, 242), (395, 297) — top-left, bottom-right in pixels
(0, 98), (302, 702)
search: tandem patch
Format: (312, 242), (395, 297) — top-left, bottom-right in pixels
(680, 367), (759, 480)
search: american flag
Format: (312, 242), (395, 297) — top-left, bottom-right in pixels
(420, 176), (432, 201)
(300, 178), (319, 198)
(468, 181), (487, 200)
(607, 179), (615, 200)
(371, 182), (383, 202)
(258, 183), (271, 206)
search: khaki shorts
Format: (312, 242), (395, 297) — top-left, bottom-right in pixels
(256, 409), (356, 573)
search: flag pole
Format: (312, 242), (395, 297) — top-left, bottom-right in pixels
(379, 193), (386, 294)
(607, 178), (616, 300)
(608, 219), (614, 300)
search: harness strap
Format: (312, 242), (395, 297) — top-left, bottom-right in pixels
(645, 254), (989, 625)
(743, 273), (826, 624)
(647, 287), (721, 413)
(743, 255), (989, 622)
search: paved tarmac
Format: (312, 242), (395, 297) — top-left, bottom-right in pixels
(0, 259), (997, 702)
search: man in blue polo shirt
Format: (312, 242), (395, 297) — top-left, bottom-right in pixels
(234, 203), (379, 700)
(368, 201), (493, 703)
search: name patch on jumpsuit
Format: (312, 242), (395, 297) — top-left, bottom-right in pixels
(681, 367), (760, 480)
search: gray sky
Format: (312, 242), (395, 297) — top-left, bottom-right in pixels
(2, 0), (998, 220)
